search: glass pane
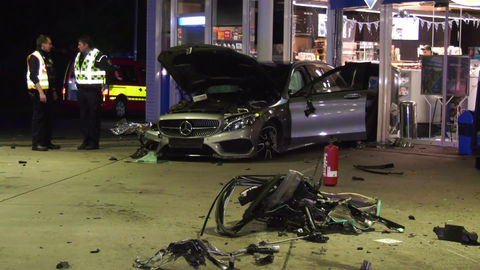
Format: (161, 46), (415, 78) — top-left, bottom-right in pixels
(177, 0), (205, 14)
(211, 0), (249, 55)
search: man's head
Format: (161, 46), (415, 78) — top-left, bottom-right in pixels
(37, 35), (52, 53)
(421, 45), (433, 55)
(78, 35), (93, 53)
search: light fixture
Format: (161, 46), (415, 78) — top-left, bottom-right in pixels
(452, 0), (480, 6)
(293, 1), (328, 8)
(178, 16), (205, 26)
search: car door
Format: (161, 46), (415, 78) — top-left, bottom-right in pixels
(289, 62), (370, 145)
(288, 66), (324, 145)
(307, 62), (370, 141)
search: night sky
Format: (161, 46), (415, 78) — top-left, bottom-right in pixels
(0, 0), (147, 111)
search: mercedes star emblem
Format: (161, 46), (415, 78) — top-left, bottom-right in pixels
(179, 121), (193, 136)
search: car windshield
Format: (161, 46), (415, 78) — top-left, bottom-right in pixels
(206, 85), (239, 94)
(260, 63), (290, 92)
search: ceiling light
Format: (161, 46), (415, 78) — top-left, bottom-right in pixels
(452, 0), (480, 6)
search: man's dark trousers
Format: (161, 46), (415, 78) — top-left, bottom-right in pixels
(30, 90), (54, 147)
(77, 85), (102, 147)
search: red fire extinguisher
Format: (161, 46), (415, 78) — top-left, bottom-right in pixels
(323, 142), (339, 186)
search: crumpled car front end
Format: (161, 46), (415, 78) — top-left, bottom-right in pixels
(155, 111), (265, 159)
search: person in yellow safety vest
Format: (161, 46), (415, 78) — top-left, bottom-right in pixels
(74, 35), (114, 150)
(26, 35), (61, 151)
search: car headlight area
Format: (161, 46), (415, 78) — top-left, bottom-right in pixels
(223, 113), (259, 132)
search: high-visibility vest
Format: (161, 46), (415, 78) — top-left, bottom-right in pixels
(74, 48), (106, 85)
(26, 51), (49, 90)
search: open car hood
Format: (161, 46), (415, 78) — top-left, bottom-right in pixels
(158, 45), (278, 100)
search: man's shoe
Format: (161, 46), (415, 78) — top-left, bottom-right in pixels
(77, 143), (86, 150)
(85, 144), (99, 150)
(32, 145), (48, 151)
(47, 143), (61, 150)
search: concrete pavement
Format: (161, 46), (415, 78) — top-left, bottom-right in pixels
(0, 139), (479, 269)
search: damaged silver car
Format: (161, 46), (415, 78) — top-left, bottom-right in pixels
(146, 44), (379, 159)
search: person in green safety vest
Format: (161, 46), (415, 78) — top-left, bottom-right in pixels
(26, 35), (61, 151)
(74, 35), (114, 150)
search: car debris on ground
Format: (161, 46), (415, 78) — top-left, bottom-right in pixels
(132, 238), (279, 270)
(433, 224), (479, 245)
(110, 118), (159, 159)
(353, 163), (404, 175)
(200, 170), (404, 242)
(56, 261), (70, 269)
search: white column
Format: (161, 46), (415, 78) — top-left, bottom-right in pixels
(170, 0), (178, 107)
(377, 4), (393, 144)
(257, 0), (273, 62)
(205, 0), (213, 44)
(283, 0), (292, 62)
(242, 0), (250, 55)
(145, 0), (163, 122)
(326, 7), (335, 66)
(441, 5), (450, 145)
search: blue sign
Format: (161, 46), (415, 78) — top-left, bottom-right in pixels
(364, 0), (379, 9)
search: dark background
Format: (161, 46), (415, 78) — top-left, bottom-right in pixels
(0, 0), (147, 114)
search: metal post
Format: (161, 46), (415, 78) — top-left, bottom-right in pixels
(441, 4), (450, 145)
(377, 4), (393, 144)
(170, 0), (178, 107)
(134, 0), (138, 61)
(205, 0), (212, 44)
(145, 0), (163, 122)
(334, 9), (343, 68)
(283, 0), (292, 62)
(242, 0), (250, 55)
(257, 0), (273, 62)
(326, 7), (335, 66)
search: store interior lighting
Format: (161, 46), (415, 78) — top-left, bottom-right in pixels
(292, 1), (328, 8)
(452, 0), (480, 6)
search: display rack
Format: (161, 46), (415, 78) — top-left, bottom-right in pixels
(314, 38), (326, 61)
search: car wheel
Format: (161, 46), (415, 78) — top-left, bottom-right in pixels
(257, 122), (279, 159)
(114, 98), (127, 118)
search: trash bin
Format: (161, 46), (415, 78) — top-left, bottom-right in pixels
(458, 110), (474, 155)
(399, 101), (417, 139)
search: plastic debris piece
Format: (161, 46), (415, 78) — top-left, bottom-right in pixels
(19, 161), (27, 164)
(134, 151), (158, 164)
(408, 233), (415, 238)
(109, 157), (118, 161)
(360, 260), (372, 270)
(357, 247), (364, 250)
(352, 176), (365, 181)
(311, 246), (327, 255)
(382, 230), (391, 234)
(254, 254), (274, 265)
(408, 215), (415, 220)
(353, 163), (404, 175)
(11, 146), (16, 149)
(133, 238), (230, 270)
(433, 224), (479, 245)
(90, 249), (100, 253)
(374, 239), (403, 244)
(56, 261), (70, 269)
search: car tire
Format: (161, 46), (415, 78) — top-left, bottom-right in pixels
(114, 98), (127, 118)
(257, 122), (279, 159)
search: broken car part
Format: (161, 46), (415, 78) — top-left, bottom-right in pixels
(433, 224), (479, 245)
(353, 163), (404, 175)
(200, 170), (405, 242)
(110, 118), (153, 136)
(133, 239), (279, 270)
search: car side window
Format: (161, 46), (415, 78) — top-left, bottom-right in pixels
(113, 65), (123, 82)
(288, 69), (307, 95)
(305, 65), (325, 80)
(120, 65), (139, 83)
(312, 71), (348, 94)
(140, 67), (146, 84)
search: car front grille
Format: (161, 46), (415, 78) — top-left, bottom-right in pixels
(159, 119), (220, 137)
